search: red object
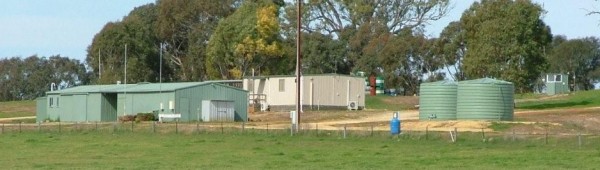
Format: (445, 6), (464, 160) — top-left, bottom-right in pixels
(369, 75), (376, 96)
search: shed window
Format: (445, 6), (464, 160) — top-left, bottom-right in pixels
(49, 97), (54, 108)
(56, 97), (60, 108)
(279, 79), (285, 92)
(546, 74), (563, 83)
(555, 75), (562, 82)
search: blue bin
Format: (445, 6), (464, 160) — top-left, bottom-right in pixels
(390, 112), (401, 135)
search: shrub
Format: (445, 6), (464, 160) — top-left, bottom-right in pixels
(118, 115), (136, 122)
(135, 113), (157, 121)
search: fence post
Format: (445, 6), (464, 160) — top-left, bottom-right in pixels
(512, 129), (516, 142)
(153, 121), (156, 133)
(1, 123), (4, 134)
(343, 124), (347, 139)
(112, 122), (116, 133)
(175, 121), (179, 134)
(221, 122), (224, 134)
(19, 122), (22, 133)
(38, 122), (41, 133)
(425, 126), (429, 140)
(545, 129), (548, 144)
(131, 121), (134, 132)
(95, 122), (98, 132)
(290, 124), (294, 136)
(370, 124), (374, 137)
(315, 123), (319, 136)
(242, 122), (245, 134)
(196, 122), (199, 134)
(59, 122), (62, 133)
(454, 127), (458, 141)
(266, 123), (269, 134)
(481, 128), (485, 142)
(578, 132), (582, 148)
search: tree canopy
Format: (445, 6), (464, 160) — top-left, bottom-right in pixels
(458, 0), (552, 92)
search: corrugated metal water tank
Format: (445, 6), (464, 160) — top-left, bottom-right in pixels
(419, 80), (457, 120)
(457, 78), (514, 121)
(202, 100), (235, 122)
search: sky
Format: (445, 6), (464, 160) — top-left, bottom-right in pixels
(0, 0), (598, 62)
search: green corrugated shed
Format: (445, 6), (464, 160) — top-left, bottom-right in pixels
(457, 78), (514, 121)
(36, 97), (47, 122)
(545, 73), (569, 95)
(38, 81), (247, 122)
(419, 80), (457, 120)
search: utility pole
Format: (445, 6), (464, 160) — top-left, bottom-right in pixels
(124, 44), (128, 115)
(160, 43), (163, 85)
(98, 48), (102, 79)
(295, 0), (302, 132)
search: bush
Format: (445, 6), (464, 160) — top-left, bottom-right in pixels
(118, 115), (136, 122)
(135, 113), (157, 121)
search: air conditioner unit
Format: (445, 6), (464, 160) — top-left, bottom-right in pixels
(348, 101), (358, 110)
(260, 103), (270, 111)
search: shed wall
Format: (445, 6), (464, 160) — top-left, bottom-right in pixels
(117, 92), (175, 117)
(176, 84), (248, 122)
(36, 97), (47, 122)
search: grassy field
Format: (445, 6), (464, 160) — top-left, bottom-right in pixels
(365, 95), (417, 111)
(1, 132), (599, 169)
(0, 100), (36, 118)
(516, 90), (600, 110)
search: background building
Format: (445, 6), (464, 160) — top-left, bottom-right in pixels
(243, 74), (366, 111)
(36, 81), (247, 122)
(545, 73), (570, 95)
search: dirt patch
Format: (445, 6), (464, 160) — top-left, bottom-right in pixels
(247, 105), (600, 133)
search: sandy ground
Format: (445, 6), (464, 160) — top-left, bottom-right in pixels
(0, 116), (35, 122)
(245, 105), (600, 133)
(246, 110), (493, 132)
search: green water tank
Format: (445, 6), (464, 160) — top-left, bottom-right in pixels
(376, 76), (384, 94)
(419, 80), (457, 120)
(457, 78), (514, 121)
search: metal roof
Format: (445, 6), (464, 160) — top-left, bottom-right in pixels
(243, 73), (364, 79)
(47, 81), (243, 95)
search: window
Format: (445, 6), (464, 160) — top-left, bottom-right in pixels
(56, 97), (59, 108)
(547, 74), (563, 83)
(279, 79), (285, 92)
(49, 97), (54, 108)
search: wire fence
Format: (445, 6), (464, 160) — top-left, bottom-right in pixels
(1, 121), (599, 147)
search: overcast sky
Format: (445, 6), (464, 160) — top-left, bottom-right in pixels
(0, 0), (598, 62)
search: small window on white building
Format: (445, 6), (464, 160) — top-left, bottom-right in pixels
(56, 97), (60, 108)
(49, 97), (54, 108)
(279, 79), (285, 92)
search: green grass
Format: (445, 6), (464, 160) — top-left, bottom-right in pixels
(514, 93), (546, 100)
(488, 122), (514, 131)
(365, 95), (413, 111)
(1, 132), (599, 169)
(517, 90), (600, 110)
(0, 100), (36, 118)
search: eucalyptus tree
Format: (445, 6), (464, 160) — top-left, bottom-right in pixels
(459, 0), (552, 92)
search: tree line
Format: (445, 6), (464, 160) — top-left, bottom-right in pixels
(1, 0), (599, 101)
(0, 55), (89, 101)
